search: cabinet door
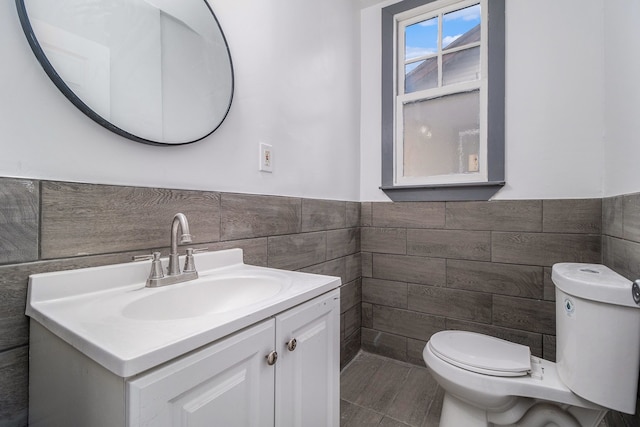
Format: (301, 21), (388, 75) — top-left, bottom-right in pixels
(275, 289), (340, 427)
(128, 319), (276, 427)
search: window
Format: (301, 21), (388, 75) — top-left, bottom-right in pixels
(381, 0), (505, 201)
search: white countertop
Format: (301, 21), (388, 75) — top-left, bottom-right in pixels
(27, 248), (341, 377)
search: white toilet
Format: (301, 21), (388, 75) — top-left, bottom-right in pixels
(423, 263), (640, 427)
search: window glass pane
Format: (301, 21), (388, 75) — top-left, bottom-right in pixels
(443, 4), (481, 50)
(405, 57), (438, 93)
(443, 46), (480, 85)
(405, 17), (438, 61)
(402, 91), (480, 178)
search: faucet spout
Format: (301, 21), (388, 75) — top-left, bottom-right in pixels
(168, 213), (192, 276)
(144, 213), (199, 287)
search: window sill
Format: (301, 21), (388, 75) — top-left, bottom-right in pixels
(380, 181), (505, 201)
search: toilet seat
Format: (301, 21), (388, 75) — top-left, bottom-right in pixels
(429, 331), (531, 377)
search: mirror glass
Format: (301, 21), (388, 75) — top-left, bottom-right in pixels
(16, 0), (234, 145)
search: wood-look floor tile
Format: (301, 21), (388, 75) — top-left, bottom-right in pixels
(422, 386), (444, 427)
(340, 352), (443, 427)
(354, 360), (411, 413)
(386, 367), (437, 426)
(379, 416), (413, 426)
(340, 352), (386, 403)
(341, 401), (384, 426)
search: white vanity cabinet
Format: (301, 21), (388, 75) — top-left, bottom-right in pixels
(29, 289), (340, 427)
(275, 290), (340, 427)
(128, 319), (276, 426)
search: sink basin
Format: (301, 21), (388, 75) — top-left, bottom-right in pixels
(122, 275), (291, 320)
(26, 248), (341, 376)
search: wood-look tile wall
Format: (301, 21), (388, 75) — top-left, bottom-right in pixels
(0, 178), (361, 427)
(602, 192), (640, 427)
(4, 173), (639, 426)
(360, 199), (602, 365)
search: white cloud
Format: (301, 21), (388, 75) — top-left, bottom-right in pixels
(405, 46), (436, 60)
(442, 34), (461, 48)
(417, 17), (437, 27)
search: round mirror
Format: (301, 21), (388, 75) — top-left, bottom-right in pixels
(16, 0), (234, 145)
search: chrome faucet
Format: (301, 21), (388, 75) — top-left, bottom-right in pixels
(145, 213), (199, 287)
(168, 213), (192, 276)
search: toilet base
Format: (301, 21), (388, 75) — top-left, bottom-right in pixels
(440, 393), (490, 427)
(438, 392), (607, 427)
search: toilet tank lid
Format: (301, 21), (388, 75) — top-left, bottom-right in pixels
(552, 263), (637, 308)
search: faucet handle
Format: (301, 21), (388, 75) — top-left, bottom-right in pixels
(183, 248), (197, 273)
(149, 252), (165, 280)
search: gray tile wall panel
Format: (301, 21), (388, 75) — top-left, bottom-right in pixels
(345, 253), (362, 283)
(603, 235), (640, 282)
(0, 178), (38, 265)
(407, 229), (491, 261)
(492, 295), (555, 335)
(623, 193), (640, 242)
(0, 346), (28, 427)
(1, 179), (363, 425)
(372, 253), (446, 286)
(542, 199), (602, 234)
(301, 199), (346, 232)
(300, 257), (346, 285)
(361, 328), (407, 361)
(446, 260), (544, 298)
(361, 202), (372, 227)
(492, 232), (601, 266)
(372, 202), (445, 228)
(362, 278), (408, 309)
(408, 284), (492, 323)
(220, 193), (301, 240)
(346, 202), (361, 228)
(361, 227), (406, 254)
(267, 232), (326, 270)
(363, 199), (603, 368)
(446, 200), (542, 231)
(602, 196), (623, 239)
(41, 182), (221, 258)
(326, 228), (358, 260)
(372, 305), (445, 342)
(339, 278), (362, 314)
(11, 178), (640, 424)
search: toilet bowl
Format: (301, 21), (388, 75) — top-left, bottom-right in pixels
(423, 263), (640, 427)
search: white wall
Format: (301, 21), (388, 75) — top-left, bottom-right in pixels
(360, 0), (607, 201)
(603, 0), (640, 197)
(4, 0), (638, 203)
(0, 0), (361, 201)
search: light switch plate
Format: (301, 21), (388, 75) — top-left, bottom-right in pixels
(259, 143), (273, 172)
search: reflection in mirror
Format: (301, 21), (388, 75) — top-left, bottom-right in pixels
(16, 0), (234, 145)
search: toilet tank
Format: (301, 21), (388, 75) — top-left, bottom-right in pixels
(552, 263), (640, 414)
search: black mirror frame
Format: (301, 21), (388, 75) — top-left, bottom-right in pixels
(15, 0), (234, 146)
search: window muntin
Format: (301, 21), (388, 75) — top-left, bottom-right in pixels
(395, 0), (486, 186)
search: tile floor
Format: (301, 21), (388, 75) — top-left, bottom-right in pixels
(339, 351), (611, 427)
(340, 351), (443, 427)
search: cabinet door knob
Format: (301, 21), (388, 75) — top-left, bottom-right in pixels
(286, 338), (297, 351)
(266, 350), (278, 365)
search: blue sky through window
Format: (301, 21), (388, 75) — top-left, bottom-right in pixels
(405, 3), (480, 61)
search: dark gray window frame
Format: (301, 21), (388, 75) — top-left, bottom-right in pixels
(380, 0), (505, 201)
